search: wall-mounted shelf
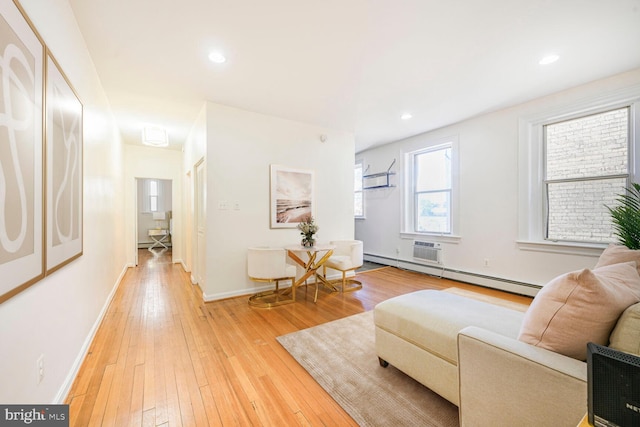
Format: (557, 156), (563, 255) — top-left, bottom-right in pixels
(363, 159), (396, 189)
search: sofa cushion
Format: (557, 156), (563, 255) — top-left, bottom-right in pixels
(518, 262), (640, 360)
(595, 243), (640, 276)
(374, 290), (524, 365)
(609, 302), (640, 356)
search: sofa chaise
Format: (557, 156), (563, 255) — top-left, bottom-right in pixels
(374, 244), (640, 427)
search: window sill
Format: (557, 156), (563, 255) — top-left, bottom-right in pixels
(400, 232), (461, 244)
(516, 240), (606, 257)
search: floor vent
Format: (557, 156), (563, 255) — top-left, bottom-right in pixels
(413, 241), (442, 264)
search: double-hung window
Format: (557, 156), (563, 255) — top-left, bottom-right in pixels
(354, 162), (364, 218)
(544, 108), (629, 244)
(149, 179), (159, 212)
(140, 178), (163, 213)
(403, 138), (457, 236)
(518, 89), (640, 251)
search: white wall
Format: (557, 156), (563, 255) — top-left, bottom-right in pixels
(356, 68), (640, 296)
(124, 145), (183, 264)
(183, 104), (207, 172)
(185, 102), (355, 300)
(182, 104), (207, 278)
(0, 0), (127, 403)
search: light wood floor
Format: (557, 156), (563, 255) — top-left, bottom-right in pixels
(65, 249), (532, 426)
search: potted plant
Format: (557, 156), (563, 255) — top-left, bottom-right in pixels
(607, 182), (640, 249)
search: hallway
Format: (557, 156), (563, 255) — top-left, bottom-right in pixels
(65, 248), (364, 426)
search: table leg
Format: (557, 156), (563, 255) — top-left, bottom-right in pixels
(287, 249), (336, 302)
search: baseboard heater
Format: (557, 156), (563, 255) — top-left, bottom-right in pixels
(363, 252), (541, 296)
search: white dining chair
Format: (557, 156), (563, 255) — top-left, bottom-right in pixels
(323, 240), (364, 292)
(247, 247), (297, 307)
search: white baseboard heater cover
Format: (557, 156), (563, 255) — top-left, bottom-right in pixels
(413, 241), (442, 264)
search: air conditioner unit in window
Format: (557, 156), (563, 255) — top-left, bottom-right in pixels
(413, 241), (442, 264)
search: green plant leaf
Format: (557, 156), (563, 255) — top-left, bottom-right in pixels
(606, 182), (640, 249)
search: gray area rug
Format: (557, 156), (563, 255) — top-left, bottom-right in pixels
(357, 261), (387, 272)
(277, 311), (459, 427)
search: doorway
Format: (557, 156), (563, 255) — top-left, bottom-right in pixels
(135, 178), (173, 265)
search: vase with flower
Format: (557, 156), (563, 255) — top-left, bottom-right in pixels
(297, 216), (319, 247)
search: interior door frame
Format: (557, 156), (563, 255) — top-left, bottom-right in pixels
(193, 158), (206, 287)
(134, 176), (174, 266)
(184, 169), (193, 275)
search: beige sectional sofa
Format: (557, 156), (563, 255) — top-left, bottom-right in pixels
(374, 290), (526, 406)
(374, 290), (588, 426)
(374, 245), (640, 426)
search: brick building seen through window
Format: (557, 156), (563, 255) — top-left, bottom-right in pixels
(544, 107), (629, 243)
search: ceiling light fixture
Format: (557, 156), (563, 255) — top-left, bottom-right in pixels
(539, 54), (560, 65)
(142, 126), (168, 147)
(401, 113), (413, 120)
(208, 51), (227, 64)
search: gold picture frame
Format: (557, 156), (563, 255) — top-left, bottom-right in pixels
(270, 165), (314, 229)
(0, 0), (45, 303)
(45, 51), (83, 274)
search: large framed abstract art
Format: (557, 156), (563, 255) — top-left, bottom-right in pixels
(0, 0), (45, 303)
(45, 52), (83, 274)
(270, 165), (314, 228)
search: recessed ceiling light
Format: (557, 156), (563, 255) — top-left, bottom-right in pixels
(208, 51), (227, 64)
(539, 54), (559, 65)
(142, 126), (168, 147)
(401, 113), (413, 120)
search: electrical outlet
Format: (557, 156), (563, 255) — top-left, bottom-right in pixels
(37, 354), (44, 384)
(484, 258), (490, 267)
(395, 247), (400, 255)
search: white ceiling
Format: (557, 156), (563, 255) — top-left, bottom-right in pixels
(68, 0), (640, 153)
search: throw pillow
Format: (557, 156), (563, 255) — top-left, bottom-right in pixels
(518, 262), (640, 360)
(595, 243), (640, 277)
(609, 302), (640, 356)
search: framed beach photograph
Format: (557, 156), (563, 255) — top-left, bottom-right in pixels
(0, 0), (45, 303)
(45, 52), (83, 274)
(270, 165), (314, 228)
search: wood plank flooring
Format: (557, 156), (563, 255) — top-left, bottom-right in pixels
(65, 249), (532, 426)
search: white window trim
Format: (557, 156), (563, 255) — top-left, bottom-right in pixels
(355, 160), (365, 219)
(517, 85), (640, 255)
(401, 135), (460, 242)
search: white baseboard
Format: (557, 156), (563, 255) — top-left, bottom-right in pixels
(202, 282), (294, 302)
(203, 287), (266, 302)
(364, 253), (540, 297)
(178, 259), (190, 272)
(54, 263), (131, 403)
